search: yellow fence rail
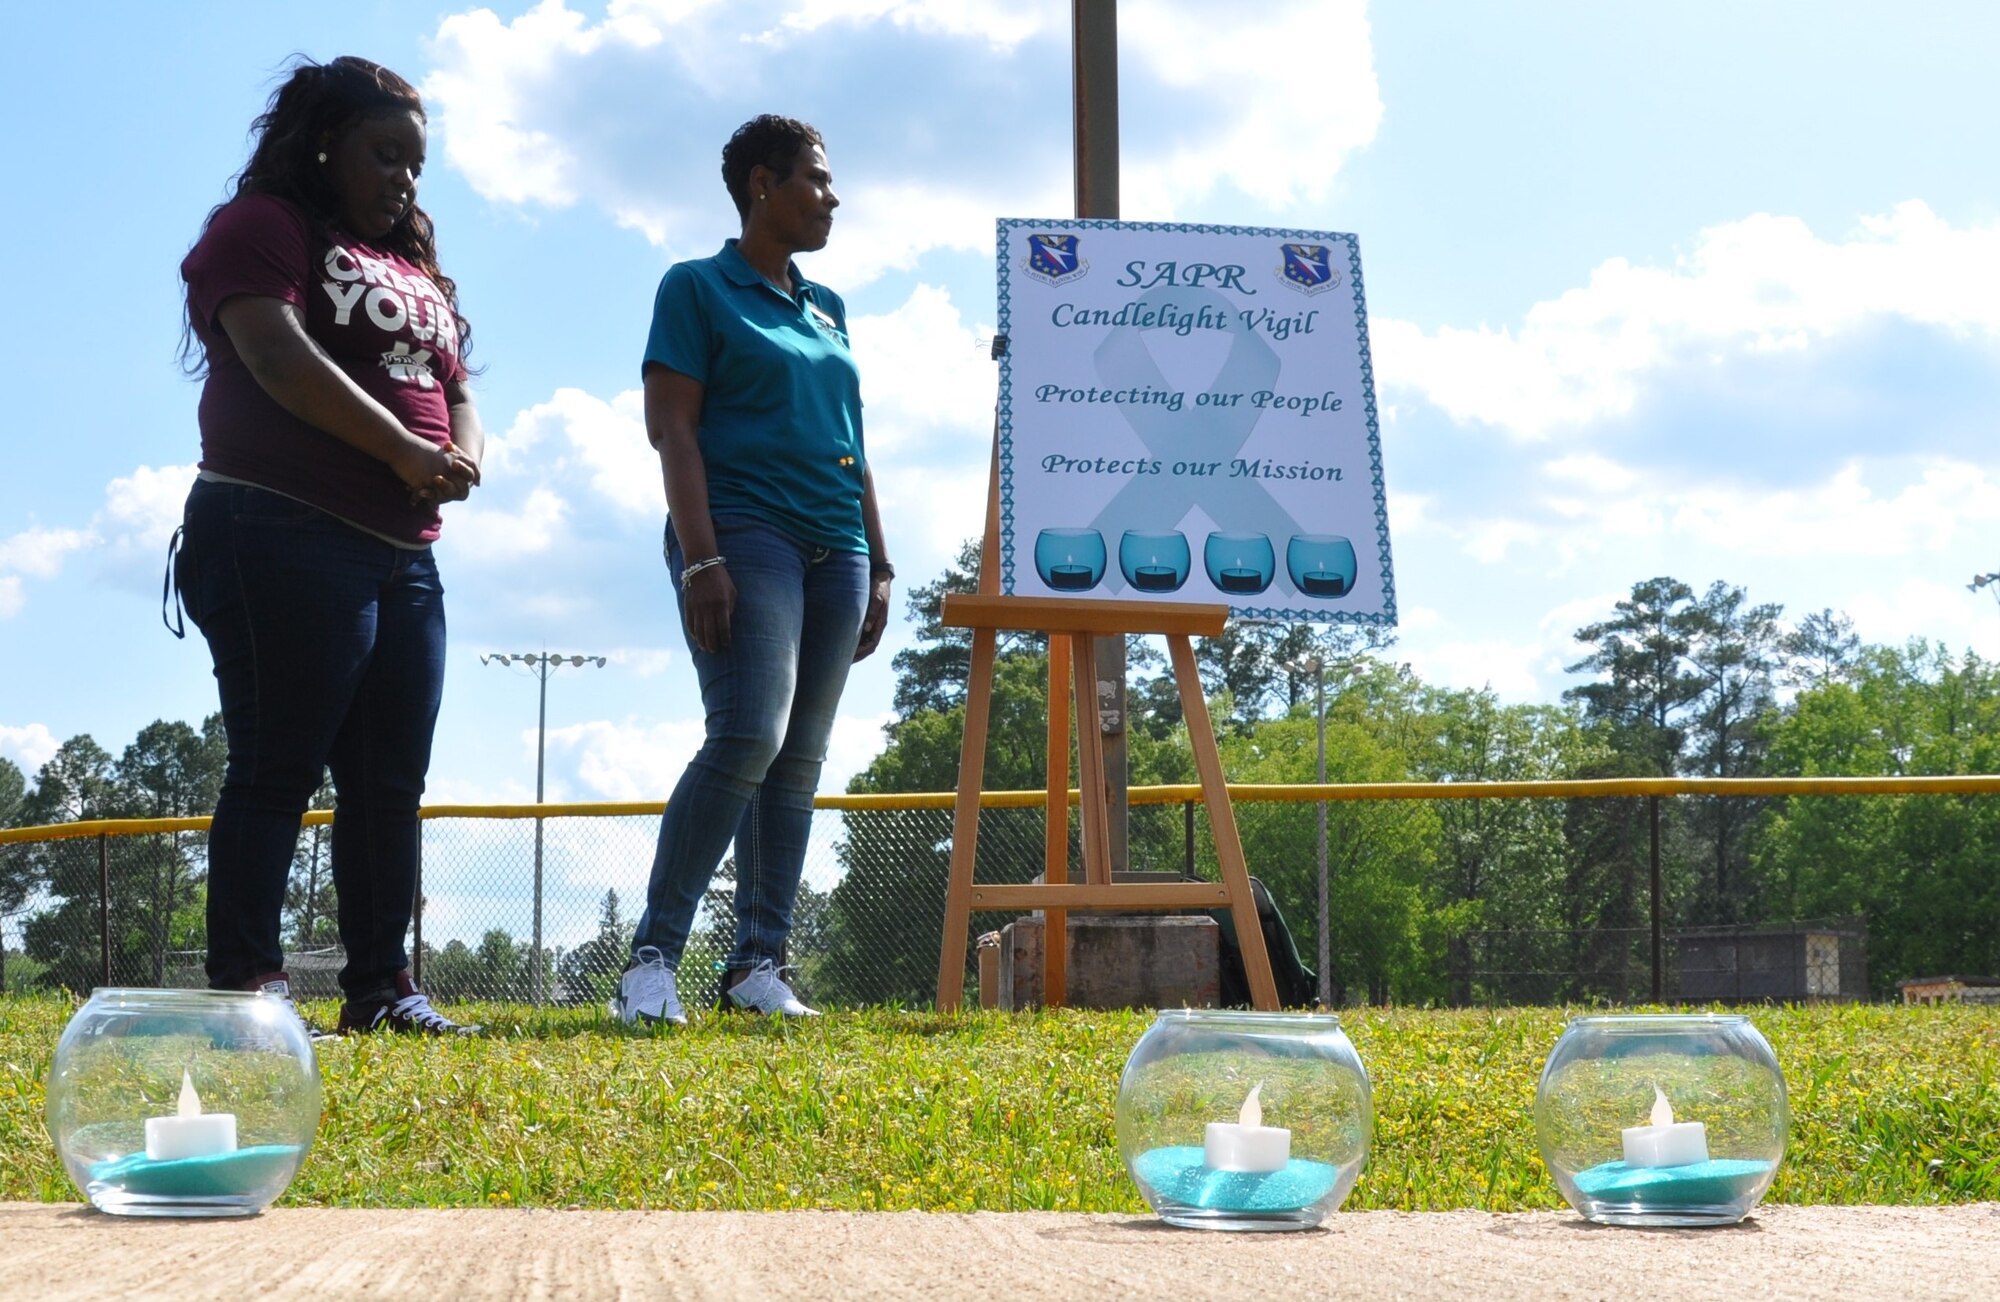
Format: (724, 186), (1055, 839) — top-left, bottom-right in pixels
(9, 774), (2000, 844)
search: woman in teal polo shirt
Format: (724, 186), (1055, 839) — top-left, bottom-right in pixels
(615, 115), (891, 1023)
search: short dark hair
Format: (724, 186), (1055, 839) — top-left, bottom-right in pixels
(721, 115), (825, 221)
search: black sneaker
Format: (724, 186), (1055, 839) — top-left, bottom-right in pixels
(249, 971), (336, 1042)
(337, 970), (481, 1036)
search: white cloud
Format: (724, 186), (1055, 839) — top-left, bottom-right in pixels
(0, 722), (60, 773)
(606, 647), (677, 676)
(823, 708), (891, 791)
(491, 387), (658, 517)
(1665, 460), (2000, 558)
(762, 0), (1060, 47)
(848, 283), (994, 449)
(102, 464), (197, 549)
(0, 576), (20, 620)
(448, 486), (571, 558)
(548, 717), (709, 802)
(0, 526), (96, 580)
(1117, 0), (1381, 217)
(1377, 202), (2000, 439)
(422, 1), (1379, 281)
(1401, 638), (1545, 700)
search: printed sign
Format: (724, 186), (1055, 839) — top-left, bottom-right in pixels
(996, 219), (1394, 625)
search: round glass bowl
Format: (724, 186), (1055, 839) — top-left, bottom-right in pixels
(46, 988), (322, 1217)
(1202, 532), (1275, 596)
(1033, 528), (1107, 592)
(1116, 1009), (1371, 1231)
(1535, 1014), (1786, 1227)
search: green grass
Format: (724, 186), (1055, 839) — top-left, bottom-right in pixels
(2, 997), (1994, 1211)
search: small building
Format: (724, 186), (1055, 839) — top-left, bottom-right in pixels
(1674, 919), (1867, 1002)
(1897, 974), (2000, 1005)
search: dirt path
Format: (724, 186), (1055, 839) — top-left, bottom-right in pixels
(5, 1201), (1993, 1299)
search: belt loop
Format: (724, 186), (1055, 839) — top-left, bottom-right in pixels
(160, 524), (187, 639)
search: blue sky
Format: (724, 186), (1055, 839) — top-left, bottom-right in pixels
(7, 0), (2000, 817)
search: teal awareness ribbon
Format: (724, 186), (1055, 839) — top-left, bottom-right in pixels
(1083, 284), (1308, 596)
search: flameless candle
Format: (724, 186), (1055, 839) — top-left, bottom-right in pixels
(144, 1070), (238, 1162)
(1621, 1085), (1708, 1168)
(1203, 1082), (1290, 1173)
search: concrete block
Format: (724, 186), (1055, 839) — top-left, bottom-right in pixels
(997, 914), (1221, 1011)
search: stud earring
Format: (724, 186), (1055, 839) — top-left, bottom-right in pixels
(317, 151), (327, 163)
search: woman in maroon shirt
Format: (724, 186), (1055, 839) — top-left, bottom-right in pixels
(175, 56), (481, 1034)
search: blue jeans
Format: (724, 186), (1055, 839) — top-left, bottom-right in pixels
(633, 514), (868, 969)
(178, 479), (445, 998)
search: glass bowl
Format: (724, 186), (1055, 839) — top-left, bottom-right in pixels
(1535, 1013), (1787, 1227)
(1202, 532), (1275, 596)
(46, 988), (322, 1217)
(1116, 1009), (1371, 1231)
(1033, 528), (1107, 592)
(1118, 530), (1191, 593)
(1285, 534), (1357, 598)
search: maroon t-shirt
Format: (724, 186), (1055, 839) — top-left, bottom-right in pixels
(181, 193), (467, 544)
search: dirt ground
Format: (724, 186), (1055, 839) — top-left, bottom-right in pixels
(5, 1201), (1994, 1299)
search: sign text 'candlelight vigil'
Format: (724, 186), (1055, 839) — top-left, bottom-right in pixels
(995, 219), (1396, 623)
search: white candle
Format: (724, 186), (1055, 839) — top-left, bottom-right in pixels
(1203, 1081), (1291, 1173)
(144, 1070), (238, 1161)
(1620, 1085), (1708, 1168)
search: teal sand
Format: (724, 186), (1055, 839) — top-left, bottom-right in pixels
(1133, 1146), (1340, 1213)
(1572, 1157), (1774, 1208)
(89, 1145), (304, 1199)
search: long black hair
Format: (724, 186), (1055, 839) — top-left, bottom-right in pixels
(181, 56), (471, 374)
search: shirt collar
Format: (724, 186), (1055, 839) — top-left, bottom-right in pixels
(716, 239), (817, 302)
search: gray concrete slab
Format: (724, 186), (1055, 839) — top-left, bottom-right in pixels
(4, 1201), (1994, 1299)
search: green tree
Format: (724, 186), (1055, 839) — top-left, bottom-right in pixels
(1, 755), (29, 992)
(283, 779), (339, 948)
(1755, 642), (2000, 989)
(556, 888), (633, 1006)
(1682, 582), (1784, 921)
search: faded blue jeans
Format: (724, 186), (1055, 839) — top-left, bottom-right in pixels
(178, 479), (445, 998)
(632, 514), (868, 970)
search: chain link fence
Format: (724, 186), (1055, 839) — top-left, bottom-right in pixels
(0, 786), (1935, 1007)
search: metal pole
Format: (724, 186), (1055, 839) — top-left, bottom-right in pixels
(534, 656), (548, 1007)
(1183, 800), (1195, 878)
(1649, 795), (1663, 1002)
(1315, 664), (1329, 1007)
(98, 833), (110, 987)
(1073, 0), (1129, 875)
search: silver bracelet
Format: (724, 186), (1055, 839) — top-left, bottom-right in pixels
(680, 555), (727, 584)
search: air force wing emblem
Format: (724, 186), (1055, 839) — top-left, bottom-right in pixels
(1024, 233), (1088, 286)
(1278, 242), (1339, 295)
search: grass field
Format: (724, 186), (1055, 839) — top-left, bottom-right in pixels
(2, 997), (1994, 1212)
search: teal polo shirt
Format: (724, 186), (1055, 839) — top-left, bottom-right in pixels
(642, 240), (867, 552)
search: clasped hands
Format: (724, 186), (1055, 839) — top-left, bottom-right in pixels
(396, 440), (481, 505)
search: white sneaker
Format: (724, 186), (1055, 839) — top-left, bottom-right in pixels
(612, 946), (686, 1025)
(724, 960), (819, 1017)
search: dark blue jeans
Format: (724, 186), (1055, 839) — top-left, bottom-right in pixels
(633, 514), (868, 969)
(178, 479), (445, 998)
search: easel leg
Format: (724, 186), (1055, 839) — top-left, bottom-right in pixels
(1073, 634), (1113, 887)
(1044, 637), (1070, 1009)
(937, 625), (999, 1012)
(1168, 635), (1280, 1010)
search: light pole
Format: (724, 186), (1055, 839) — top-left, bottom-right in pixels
(1289, 654), (1331, 1007)
(481, 651), (606, 1004)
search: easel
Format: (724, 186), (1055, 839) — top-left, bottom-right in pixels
(932, 444), (1280, 1011)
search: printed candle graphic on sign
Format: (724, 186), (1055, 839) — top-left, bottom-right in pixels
(1119, 531), (1190, 592)
(996, 219), (1394, 623)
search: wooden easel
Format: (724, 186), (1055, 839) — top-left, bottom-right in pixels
(933, 443), (1280, 1011)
